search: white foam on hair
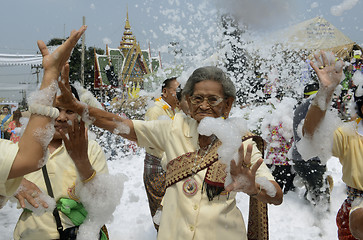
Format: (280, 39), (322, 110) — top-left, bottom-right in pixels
(33, 122), (55, 167)
(198, 117), (248, 186)
(27, 80), (58, 106)
(77, 173), (126, 240)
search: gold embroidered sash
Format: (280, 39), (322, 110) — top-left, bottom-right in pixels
(165, 140), (226, 188)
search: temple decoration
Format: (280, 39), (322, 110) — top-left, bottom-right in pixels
(94, 10), (162, 98)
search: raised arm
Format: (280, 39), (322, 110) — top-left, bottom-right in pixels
(303, 51), (344, 137)
(8, 26), (87, 179)
(57, 79), (137, 141)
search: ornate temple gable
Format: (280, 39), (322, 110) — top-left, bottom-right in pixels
(94, 9), (159, 91)
(121, 41), (150, 88)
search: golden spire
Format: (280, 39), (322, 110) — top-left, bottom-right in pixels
(125, 7), (131, 30)
(119, 7), (136, 49)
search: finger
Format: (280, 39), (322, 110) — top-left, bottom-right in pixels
(57, 77), (71, 96)
(68, 120), (75, 141)
(79, 120), (86, 140)
(24, 193), (39, 208)
(59, 129), (70, 148)
(313, 52), (323, 66)
(16, 194), (26, 208)
(61, 63), (70, 83)
(60, 26), (87, 58)
(237, 144), (244, 169)
(37, 40), (49, 57)
(230, 159), (238, 175)
(321, 50), (329, 67)
(38, 198), (49, 208)
(244, 144), (253, 166)
(310, 61), (319, 73)
(336, 60), (345, 73)
(251, 158), (263, 175)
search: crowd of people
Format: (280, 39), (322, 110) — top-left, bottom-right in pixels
(0, 25), (363, 240)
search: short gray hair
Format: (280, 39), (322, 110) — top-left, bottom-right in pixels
(182, 66), (236, 99)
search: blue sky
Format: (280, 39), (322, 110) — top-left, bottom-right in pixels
(0, 0), (362, 102)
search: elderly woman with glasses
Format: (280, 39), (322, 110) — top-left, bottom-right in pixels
(57, 66), (283, 240)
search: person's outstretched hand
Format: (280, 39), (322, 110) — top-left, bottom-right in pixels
(60, 119), (93, 181)
(37, 25), (87, 89)
(15, 178), (48, 209)
(225, 143), (263, 194)
(310, 51), (344, 92)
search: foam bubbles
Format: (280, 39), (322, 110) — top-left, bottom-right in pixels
(198, 117), (248, 186)
(28, 80), (58, 107)
(77, 173), (126, 240)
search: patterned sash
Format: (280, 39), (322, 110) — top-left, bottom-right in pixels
(165, 140), (225, 188)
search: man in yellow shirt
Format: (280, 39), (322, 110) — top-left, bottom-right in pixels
(143, 77), (180, 230)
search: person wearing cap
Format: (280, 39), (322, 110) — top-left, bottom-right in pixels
(12, 72), (109, 240)
(291, 82), (331, 208)
(303, 51), (363, 239)
(143, 77), (180, 230)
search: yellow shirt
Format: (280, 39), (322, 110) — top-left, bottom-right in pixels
(0, 139), (22, 197)
(333, 127), (363, 190)
(133, 113), (275, 240)
(13, 140), (108, 240)
(144, 99), (175, 159)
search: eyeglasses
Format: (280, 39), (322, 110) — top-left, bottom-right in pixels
(189, 95), (224, 107)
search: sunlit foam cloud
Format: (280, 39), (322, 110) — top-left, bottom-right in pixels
(213, 0), (298, 30)
(331, 0), (359, 16)
(311, 2), (319, 8)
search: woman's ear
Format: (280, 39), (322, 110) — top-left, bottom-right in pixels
(224, 97), (235, 118)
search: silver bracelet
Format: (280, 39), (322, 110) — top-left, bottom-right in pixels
(29, 104), (59, 119)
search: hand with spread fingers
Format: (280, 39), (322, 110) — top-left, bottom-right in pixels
(37, 25), (87, 88)
(59, 119), (94, 182)
(225, 143), (263, 195)
(15, 178), (48, 209)
(310, 51), (344, 92)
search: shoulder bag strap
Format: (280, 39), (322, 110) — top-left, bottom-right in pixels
(42, 165), (65, 238)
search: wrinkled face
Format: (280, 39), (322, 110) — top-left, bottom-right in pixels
(187, 80), (234, 123)
(53, 105), (78, 140)
(162, 79), (180, 109)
